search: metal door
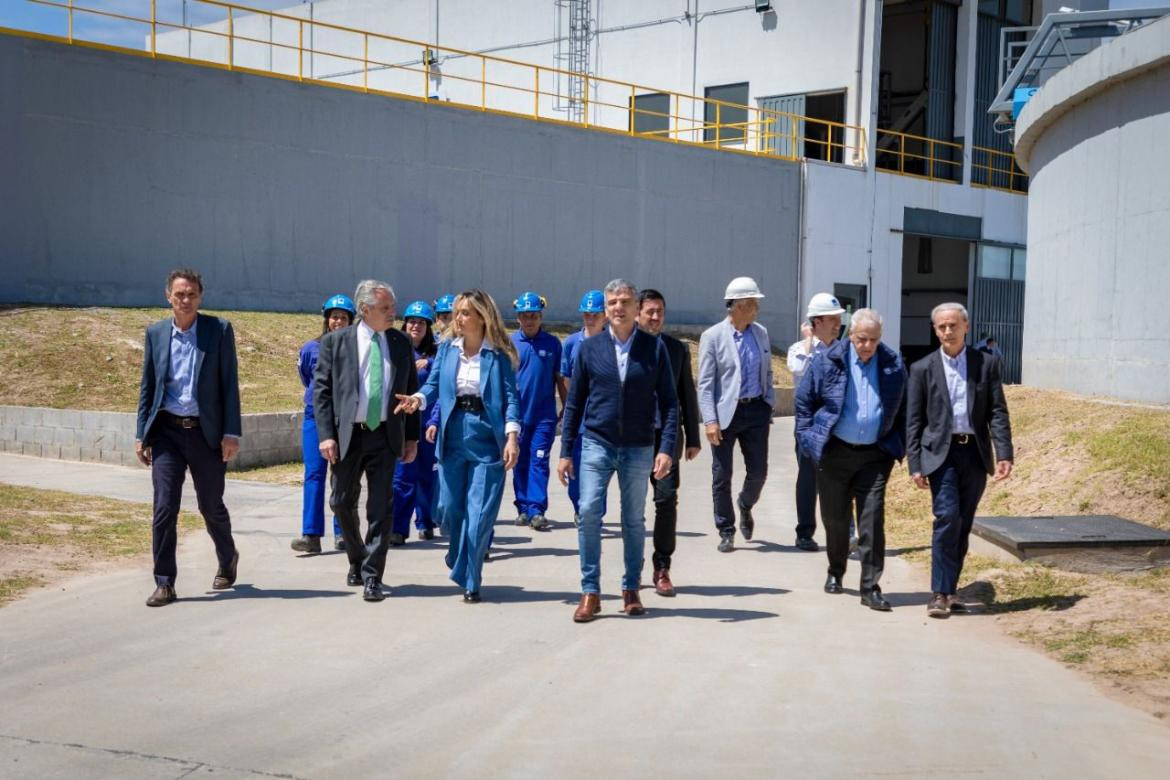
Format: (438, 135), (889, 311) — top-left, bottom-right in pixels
(759, 93), (805, 159)
(970, 245), (1025, 383)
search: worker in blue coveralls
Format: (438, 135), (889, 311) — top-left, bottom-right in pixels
(559, 290), (607, 524)
(291, 294), (355, 554)
(511, 291), (566, 531)
(391, 301), (440, 544)
(433, 293), (455, 335)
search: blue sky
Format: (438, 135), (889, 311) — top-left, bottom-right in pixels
(0, 1), (304, 48)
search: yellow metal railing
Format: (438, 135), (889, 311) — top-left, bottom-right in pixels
(972, 145), (1029, 194)
(18, 0), (868, 166)
(874, 128), (964, 184)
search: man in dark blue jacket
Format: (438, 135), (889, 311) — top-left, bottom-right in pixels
(795, 308), (906, 611)
(557, 279), (679, 623)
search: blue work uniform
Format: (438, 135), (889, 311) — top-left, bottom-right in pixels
(392, 349), (438, 536)
(297, 339), (341, 539)
(511, 329), (562, 518)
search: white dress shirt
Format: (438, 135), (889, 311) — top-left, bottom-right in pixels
(355, 321), (394, 424)
(940, 347), (974, 435)
(786, 336), (823, 383)
(414, 337), (520, 434)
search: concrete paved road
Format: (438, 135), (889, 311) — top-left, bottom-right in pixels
(1, 419), (1166, 778)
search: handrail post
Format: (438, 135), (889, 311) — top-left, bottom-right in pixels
(67, 0), (73, 43)
(151, 0), (156, 57)
(298, 20), (303, 80)
(534, 66), (540, 118)
(629, 83), (635, 134)
(715, 102), (721, 147)
(423, 47), (430, 101)
(790, 115), (797, 159)
(363, 33), (368, 91)
(227, 7), (233, 70)
(899, 134), (905, 174)
(480, 56), (486, 110)
(582, 74), (589, 127)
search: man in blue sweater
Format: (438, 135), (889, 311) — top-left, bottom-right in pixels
(557, 279), (679, 622)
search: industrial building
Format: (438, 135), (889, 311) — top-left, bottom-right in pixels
(2, 1), (1157, 385)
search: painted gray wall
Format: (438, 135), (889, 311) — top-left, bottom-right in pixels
(0, 34), (801, 337)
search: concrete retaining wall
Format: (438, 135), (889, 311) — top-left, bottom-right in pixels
(0, 406), (302, 471)
(0, 32), (802, 340)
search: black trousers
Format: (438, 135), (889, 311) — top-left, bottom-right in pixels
(330, 425), (397, 584)
(794, 440), (818, 540)
(150, 422), (236, 587)
(816, 438), (893, 591)
(650, 428), (680, 571)
(928, 440), (988, 595)
(710, 398), (771, 534)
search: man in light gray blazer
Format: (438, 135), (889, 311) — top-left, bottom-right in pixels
(697, 277), (775, 553)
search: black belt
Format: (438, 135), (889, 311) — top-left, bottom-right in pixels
(952, 433), (974, 445)
(737, 395), (763, 404)
(455, 395), (485, 412)
(161, 411), (200, 429)
(355, 421), (383, 431)
(832, 437), (877, 451)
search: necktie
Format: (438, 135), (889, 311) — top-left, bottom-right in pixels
(367, 334), (384, 430)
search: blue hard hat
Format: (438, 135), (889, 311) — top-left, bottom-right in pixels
(322, 294), (356, 316)
(403, 300), (435, 323)
(514, 291), (546, 313)
(434, 293), (455, 314)
(578, 289), (605, 313)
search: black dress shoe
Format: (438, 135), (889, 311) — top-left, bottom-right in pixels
(737, 501), (755, 541)
(145, 584), (176, 607)
(346, 567), (362, 587)
(334, 536), (346, 551)
(824, 575), (843, 594)
(463, 590), (481, 604)
(795, 537), (819, 552)
(717, 533), (735, 553)
(212, 551), (239, 590)
(388, 533), (406, 547)
(860, 587), (892, 611)
(363, 581), (385, 602)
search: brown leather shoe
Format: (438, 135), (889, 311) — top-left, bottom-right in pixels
(572, 593), (601, 623)
(145, 584), (176, 607)
(927, 593), (950, 619)
(653, 568), (675, 597)
(622, 589), (646, 616)
(212, 551), (239, 590)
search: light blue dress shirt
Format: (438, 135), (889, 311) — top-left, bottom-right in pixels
(833, 342), (882, 445)
(734, 327), (762, 399)
(162, 319), (200, 417)
(611, 326), (634, 382)
(940, 347), (974, 434)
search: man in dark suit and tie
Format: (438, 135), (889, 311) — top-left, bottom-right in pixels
(136, 268), (242, 607)
(906, 302), (1014, 619)
(636, 289), (701, 597)
(314, 280), (419, 602)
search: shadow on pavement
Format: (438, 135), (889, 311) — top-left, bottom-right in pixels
(182, 584), (352, 601)
(487, 547), (580, 561)
(676, 584), (791, 597)
(887, 545), (931, 556)
(640, 606), (779, 622)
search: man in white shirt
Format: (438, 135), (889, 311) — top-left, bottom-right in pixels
(314, 280), (419, 602)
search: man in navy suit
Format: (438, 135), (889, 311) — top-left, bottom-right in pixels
(907, 302), (1014, 619)
(136, 269), (241, 607)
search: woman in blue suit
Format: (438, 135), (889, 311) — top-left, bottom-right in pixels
(291, 294), (355, 554)
(391, 301), (440, 543)
(396, 289), (520, 603)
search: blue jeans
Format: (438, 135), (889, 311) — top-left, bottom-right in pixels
(568, 431), (607, 518)
(577, 435), (654, 594)
(301, 415), (340, 538)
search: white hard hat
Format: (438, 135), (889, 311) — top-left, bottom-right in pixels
(806, 292), (845, 318)
(724, 276), (765, 300)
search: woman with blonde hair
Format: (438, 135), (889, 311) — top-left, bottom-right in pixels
(395, 289), (520, 603)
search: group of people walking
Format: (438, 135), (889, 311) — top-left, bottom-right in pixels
(135, 268), (1013, 623)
